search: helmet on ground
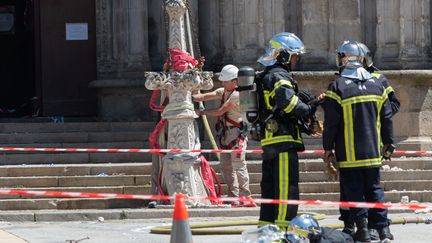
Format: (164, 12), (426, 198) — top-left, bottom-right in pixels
(218, 64), (239, 81)
(356, 42), (373, 68)
(258, 32), (305, 66)
(335, 40), (365, 68)
(288, 214), (321, 240)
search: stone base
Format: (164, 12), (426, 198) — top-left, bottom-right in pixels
(89, 79), (156, 121)
(396, 136), (432, 151)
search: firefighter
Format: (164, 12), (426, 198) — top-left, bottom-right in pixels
(323, 40), (394, 242)
(338, 42), (401, 240)
(256, 32), (318, 229)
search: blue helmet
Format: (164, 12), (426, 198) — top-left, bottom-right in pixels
(288, 214), (321, 240)
(258, 32), (305, 66)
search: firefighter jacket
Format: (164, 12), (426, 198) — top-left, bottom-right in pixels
(323, 75), (394, 169)
(370, 72), (400, 115)
(258, 64), (313, 155)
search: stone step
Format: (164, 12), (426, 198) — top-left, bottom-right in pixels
(0, 122), (154, 133)
(0, 189), (429, 210)
(0, 153), (152, 165)
(0, 131), (148, 144)
(300, 190), (432, 203)
(0, 198), (148, 210)
(0, 175), (151, 188)
(0, 186), (151, 199)
(0, 163), (152, 177)
(0, 141), (147, 149)
(0, 159), (430, 176)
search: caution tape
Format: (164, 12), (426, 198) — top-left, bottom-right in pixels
(0, 147), (432, 155)
(0, 189), (431, 211)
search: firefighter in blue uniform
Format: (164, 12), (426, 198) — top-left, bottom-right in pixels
(256, 32), (318, 229)
(338, 42), (400, 241)
(323, 40), (394, 242)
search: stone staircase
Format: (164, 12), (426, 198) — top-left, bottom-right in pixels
(0, 121), (430, 211)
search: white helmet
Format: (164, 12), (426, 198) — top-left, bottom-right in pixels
(258, 32), (305, 67)
(218, 64), (239, 81)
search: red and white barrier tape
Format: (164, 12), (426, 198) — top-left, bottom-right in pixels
(0, 147), (432, 155)
(0, 189), (430, 211)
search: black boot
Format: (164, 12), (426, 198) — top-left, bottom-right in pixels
(342, 220), (355, 236)
(354, 218), (371, 242)
(368, 228), (379, 241)
(377, 226), (394, 242)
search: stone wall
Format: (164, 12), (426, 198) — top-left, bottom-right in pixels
(92, 0), (432, 131)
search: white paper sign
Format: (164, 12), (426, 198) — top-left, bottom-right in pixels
(65, 23), (88, 40)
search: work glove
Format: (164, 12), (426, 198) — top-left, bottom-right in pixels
(297, 89), (316, 105)
(382, 144), (396, 161)
(323, 150), (338, 181)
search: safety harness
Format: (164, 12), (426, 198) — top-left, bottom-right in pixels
(216, 90), (247, 150)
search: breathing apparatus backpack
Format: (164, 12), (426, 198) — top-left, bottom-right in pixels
(237, 66), (322, 141)
(237, 67), (266, 141)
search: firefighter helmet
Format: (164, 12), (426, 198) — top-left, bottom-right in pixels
(258, 32), (305, 67)
(288, 214), (321, 240)
(357, 42), (374, 68)
(335, 40), (365, 68)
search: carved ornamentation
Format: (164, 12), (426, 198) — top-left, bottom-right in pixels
(145, 0), (213, 206)
(145, 70), (213, 91)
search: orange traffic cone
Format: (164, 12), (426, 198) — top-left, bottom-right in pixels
(170, 193), (193, 243)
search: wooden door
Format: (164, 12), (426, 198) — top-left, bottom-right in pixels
(38, 0), (96, 116)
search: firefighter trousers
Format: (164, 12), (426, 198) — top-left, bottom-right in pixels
(339, 167), (390, 229)
(259, 150), (299, 229)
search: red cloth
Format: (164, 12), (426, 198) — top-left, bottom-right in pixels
(166, 48), (198, 72)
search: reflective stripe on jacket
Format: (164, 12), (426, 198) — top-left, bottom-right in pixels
(259, 64), (311, 152)
(323, 76), (394, 169)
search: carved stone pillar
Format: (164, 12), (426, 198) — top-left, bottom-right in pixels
(145, 0), (213, 206)
(375, 0), (432, 69)
(199, 0), (286, 68)
(301, 0), (362, 70)
(93, 0), (153, 121)
(96, 0), (151, 79)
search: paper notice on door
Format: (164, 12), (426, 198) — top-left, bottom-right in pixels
(65, 23), (88, 40)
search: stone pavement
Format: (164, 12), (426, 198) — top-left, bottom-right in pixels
(0, 213), (431, 243)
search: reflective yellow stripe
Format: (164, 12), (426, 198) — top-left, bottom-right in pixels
(271, 39), (282, 49)
(275, 220), (290, 229)
(261, 135), (303, 146)
(325, 90), (341, 104)
(341, 95), (385, 106)
(283, 95), (299, 114)
(341, 94), (387, 164)
(371, 72), (381, 78)
(258, 220), (274, 227)
(342, 104), (355, 162)
(376, 90), (387, 155)
(277, 152), (289, 223)
(338, 157), (382, 168)
(385, 86), (394, 95)
(269, 80), (293, 98)
(263, 90), (272, 109)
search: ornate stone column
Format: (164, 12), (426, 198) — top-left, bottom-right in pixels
(93, 0), (153, 121)
(300, 0), (362, 70)
(145, 0), (213, 206)
(96, 0), (151, 79)
(198, 0), (286, 68)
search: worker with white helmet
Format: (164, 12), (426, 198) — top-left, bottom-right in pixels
(193, 64), (254, 207)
